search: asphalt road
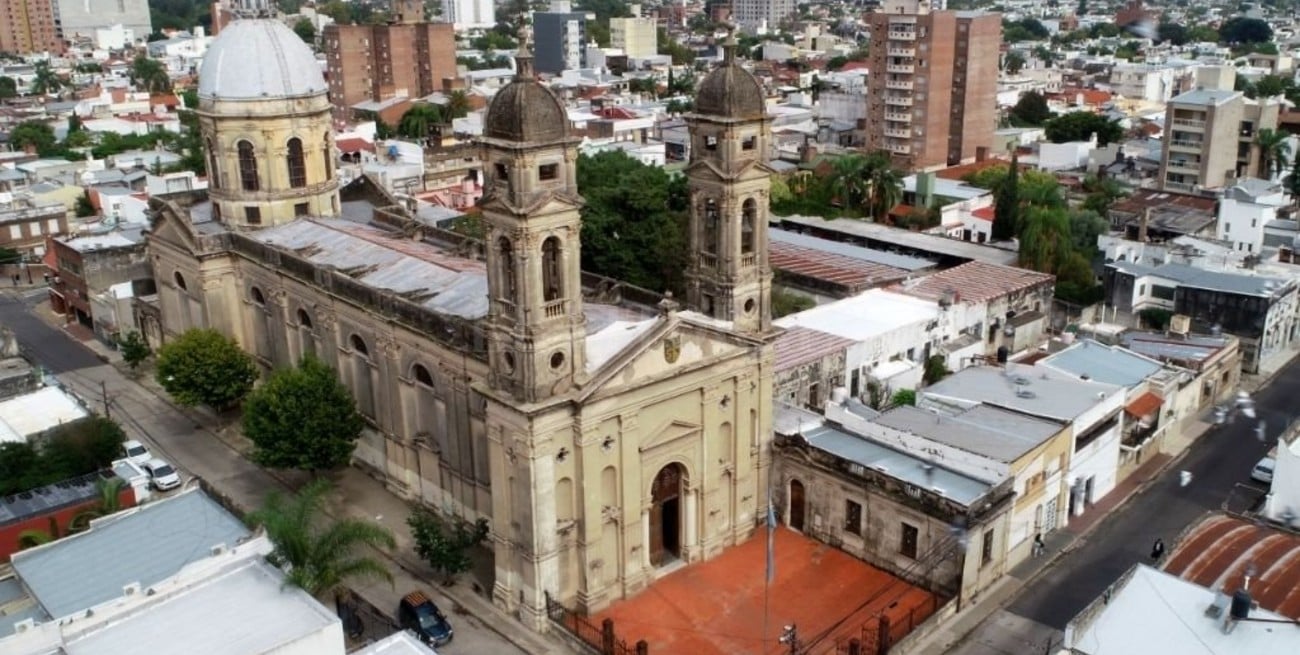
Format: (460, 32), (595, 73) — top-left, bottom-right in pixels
(1006, 359), (1299, 628)
(0, 291), (103, 373)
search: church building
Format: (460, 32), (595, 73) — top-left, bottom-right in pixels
(144, 8), (778, 628)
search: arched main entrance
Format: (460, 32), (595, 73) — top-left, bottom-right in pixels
(649, 463), (684, 566)
(789, 479), (806, 532)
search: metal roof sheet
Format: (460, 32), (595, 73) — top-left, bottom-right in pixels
(920, 364), (1122, 422)
(873, 404), (1063, 464)
(10, 490), (251, 620)
(895, 260), (1054, 305)
(803, 424), (992, 505)
(773, 326), (855, 371)
(770, 229), (935, 271)
(1040, 339), (1164, 387)
(1163, 513), (1300, 620)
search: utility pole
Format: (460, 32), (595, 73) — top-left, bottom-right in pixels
(100, 380), (111, 419)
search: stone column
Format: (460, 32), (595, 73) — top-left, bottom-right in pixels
(641, 507), (652, 569)
(684, 486), (698, 561)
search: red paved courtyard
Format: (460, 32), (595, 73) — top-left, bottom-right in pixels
(592, 526), (939, 654)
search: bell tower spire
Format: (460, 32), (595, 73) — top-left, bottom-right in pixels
(683, 27), (774, 334)
(478, 24), (587, 403)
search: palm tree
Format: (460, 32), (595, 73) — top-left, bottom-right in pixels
(444, 89), (471, 119)
(69, 477), (127, 532)
(863, 152), (904, 220)
(828, 154), (869, 213)
(396, 103), (444, 141)
(30, 61), (62, 96)
(1254, 128), (1291, 180)
(250, 479), (396, 599)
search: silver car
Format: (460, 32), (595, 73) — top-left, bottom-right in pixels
(142, 459), (181, 491)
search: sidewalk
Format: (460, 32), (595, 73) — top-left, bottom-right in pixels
(900, 444), (1187, 655)
(25, 301), (565, 655)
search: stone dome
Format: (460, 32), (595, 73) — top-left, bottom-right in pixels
(483, 74), (570, 143)
(695, 57), (766, 120)
(198, 19), (326, 100)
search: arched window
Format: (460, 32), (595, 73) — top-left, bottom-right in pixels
(287, 137), (307, 188)
(703, 199), (720, 255)
(173, 271), (187, 291)
(542, 236), (562, 302)
(741, 199), (757, 254)
(250, 287), (265, 305)
(413, 364), (433, 387)
(249, 287), (271, 360)
(205, 138), (220, 189)
(296, 309), (315, 360)
(351, 334), (369, 357)
(296, 308), (313, 328)
(497, 237), (516, 302)
(237, 140), (260, 191)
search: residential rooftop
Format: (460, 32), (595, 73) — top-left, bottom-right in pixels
(773, 326), (855, 372)
(1040, 339), (1164, 387)
(919, 364), (1122, 423)
(894, 260), (1054, 305)
(0, 470), (119, 529)
(353, 631), (439, 655)
(1163, 513), (1300, 619)
(1110, 260), (1292, 297)
(871, 404), (1064, 465)
(0, 386), (89, 444)
(773, 216), (1020, 267)
(1119, 331), (1235, 369)
(773, 289), (940, 342)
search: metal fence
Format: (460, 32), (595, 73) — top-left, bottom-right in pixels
(834, 593), (941, 655)
(544, 592), (648, 655)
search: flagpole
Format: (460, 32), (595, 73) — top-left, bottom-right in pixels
(763, 480), (775, 653)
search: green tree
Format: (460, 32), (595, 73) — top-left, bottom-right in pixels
(1003, 51), (1026, 75)
(396, 103), (444, 140)
(1044, 111), (1123, 146)
(9, 120), (57, 154)
(1254, 128), (1291, 179)
(922, 355), (950, 385)
(1288, 150), (1300, 197)
(1188, 26), (1219, 43)
(890, 389), (917, 407)
(1009, 91), (1052, 126)
(119, 330), (152, 370)
(155, 328), (257, 410)
(0, 76), (16, 99)
(317, 0), (353, 24)
(658, 29), (695, 65)
(992, 152), (1019, 241)
(293, 18), (316, 44)
(864, 153), (904, 220)
(250, 480), (396, 599)
(772, 287), (814, 318)
(408, 509), (490, 584)
(69, 477), (128, 532)
(1081, 175), (1125, 216)
(30, 61), (63, 96)
(75, 193), (97, 218)
(1157, 22), (1189, 45)
(444, 89), (471, 119)
(1219, 17), (1272, 44)
(1003, 18), (1050, 42)
(40, 416), (127, 483)
(1067, 208), (1109, 255)
(828, 154), (869, 212)
(577, 151), (688, 294)
(242, 356), (364, 472)
(130, 55), (171, 94)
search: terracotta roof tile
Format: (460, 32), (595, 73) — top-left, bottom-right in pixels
(1164, 513), (1300, 619)
(769, 239), (911, 292)
(895, 261), (1053, 304)
(1124, 391), (1163, 418)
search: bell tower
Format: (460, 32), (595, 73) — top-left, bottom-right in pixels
(479, 36), (586, 403)
(684, 36), (774, 334)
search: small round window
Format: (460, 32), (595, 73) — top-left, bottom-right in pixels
(744, 298), (757, 314)
(550, 351), (566, 370)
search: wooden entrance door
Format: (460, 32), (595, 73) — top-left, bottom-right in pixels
(649, 464), (683, 566)
(789, 479), (806, 531)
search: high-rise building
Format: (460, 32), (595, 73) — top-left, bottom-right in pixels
(609, 4), (657, 59)
(532, 0), (587, 74)
(322, 0), (458, 123)
(441, 0), (494, 30)
(55, 0), (151, 44)
(1160, 66), (1284, 193)
(0, 0), (64, 54)
(731, 0), (795, 32)
(867, 0), (1000, 171)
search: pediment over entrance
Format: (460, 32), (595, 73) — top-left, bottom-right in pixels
(638, 419), (702, 453)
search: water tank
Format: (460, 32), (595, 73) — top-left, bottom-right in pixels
(996, 346), (1010, 364)
(1230, 589), (1252, 621)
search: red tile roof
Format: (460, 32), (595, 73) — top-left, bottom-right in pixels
(769, 239), (911, 293)
(1052, 87), (1114, 106)
(335, 137), (374, 154)
(972, 206), (995, 222)
(935, 158), (1011, 181)
(895, 261), (1053, 304)
(774, 326), (855, 371)
(1164, 513), (1300, 619)
(1124, 391), (1163, 419)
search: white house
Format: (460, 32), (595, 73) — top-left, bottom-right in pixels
(1263, 425), (1300, 528)
(1216, 177), (1290, 254)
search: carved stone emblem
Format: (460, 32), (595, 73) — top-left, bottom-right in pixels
(663, 336), (681, 364)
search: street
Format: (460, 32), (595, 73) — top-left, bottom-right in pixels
(952, 356), (1296, 654)
(0, 291), (534, 655)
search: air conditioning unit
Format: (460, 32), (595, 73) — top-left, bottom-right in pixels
(1169, 314), (1191, 336)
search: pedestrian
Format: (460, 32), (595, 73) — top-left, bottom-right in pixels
(10, 274), (17, 287)
(1150, 537), (1165, 561)
(1033, 534), (1046, 558)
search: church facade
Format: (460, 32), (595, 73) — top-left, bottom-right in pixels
(146, 18), (777, 627)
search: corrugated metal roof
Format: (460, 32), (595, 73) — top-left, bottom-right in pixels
(1109, 261), (1291, 297)
(896, 260), (1054, 305)
(1163, 513), (1300, 619)
(770, 229), (935, 271)
(773, 326), (855, 371)
(803, 424), (992, 505)
(920, 364), (1122, 423)
(11, 490), (251, 620)
(874, 404), (1062, 464)
(1040, 339), (1164, 388)
(774, 216), (1020, 266)
(1119, 331), (1232, 368)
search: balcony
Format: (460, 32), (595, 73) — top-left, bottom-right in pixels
(543, 299), (569, 318)
(885, 112), (912, 123)
(886, 64), (914, 74)
(886, 143), (912, 155)
(887, 48), (916, 58)
(1166, 160), (1201, 174)
(1163, 180), (1195, 192)
(888, 31), (917, 41)
(884, 127), (910, 138)
(884, 95), (914, 107)
(1171, 118), (1205, 129)
(886, 80), (914, 90)
(1168, 139), (1203, 151)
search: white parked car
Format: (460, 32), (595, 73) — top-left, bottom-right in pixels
(121, 440), (152, 466)
(1251, 457), (1275, 485)
(142, 459), (181, 491)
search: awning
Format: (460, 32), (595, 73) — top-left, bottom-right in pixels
(1125, 391), (1163, 419)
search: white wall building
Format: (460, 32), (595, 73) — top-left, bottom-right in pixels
(732, 0), (795, 32)
(1263, 426), (1300, 528)
(1217, 178), (1290, 254)
(442, 0), (495, 29)
(610, 10), (657, 59)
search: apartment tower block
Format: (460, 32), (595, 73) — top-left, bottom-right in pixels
(868, 0), (1000, 171)
(0, 0), (64, 54)
(322, 0), (458, 123)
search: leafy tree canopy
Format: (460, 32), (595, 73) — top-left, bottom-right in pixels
(1219, 17), (1272, 44)
(408, 509), (490, 583)
(242, 356), (364, 472)
(1004, 18), (1050, 43)
(9, 121), (57, 154)
(1009, 91), (1052, 126)
(0, 416), (125, 496)
(293, 18), (316, 44)
(155, 328), (257, 410)
(119, 331), (152, 370)
(0, 76), (16, 99)
(1044, 111), (1123, 146)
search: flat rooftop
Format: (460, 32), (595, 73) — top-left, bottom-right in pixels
(591, 527), (940, 655)
(1119, 331), (1233, 368)
(872, 404), (1064, 465)
(804, 422), (992, 504)
(774, 215), (1020, 266)
(920, 364), (1121, 423)
(0, 386), (89, 444)
(774, 289), (940, 342)
(1040, 339), (1164, 388)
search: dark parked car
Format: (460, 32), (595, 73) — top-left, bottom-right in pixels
(398, 590), (453, 647)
